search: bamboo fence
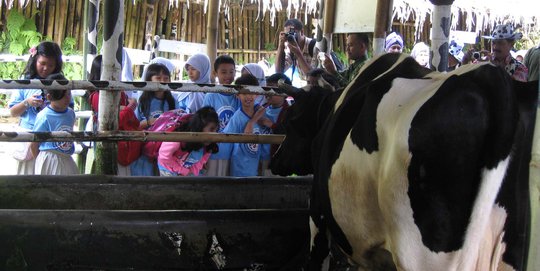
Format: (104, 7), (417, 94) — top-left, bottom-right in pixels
(0, 0), (430, 66)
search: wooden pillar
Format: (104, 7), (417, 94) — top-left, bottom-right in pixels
(429, 0), (454, 71)
(96, 0), (124, 175)
(374, 0), (393, 56)
(206, 0), (219, 82)
(314, 0), (335, 56)
(144, 0), (157, 52)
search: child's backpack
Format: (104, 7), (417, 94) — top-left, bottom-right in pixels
(142, 109), (193, 161)
(117, 107), (142, 166)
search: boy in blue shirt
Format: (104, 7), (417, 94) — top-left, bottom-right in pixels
(258, 73), (291, 176)
(224, 74), (266, 177)
(203, 55), (240, 176)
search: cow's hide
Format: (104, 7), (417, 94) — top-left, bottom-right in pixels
(271, 53), (539, 271)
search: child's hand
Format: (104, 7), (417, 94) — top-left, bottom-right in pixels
(258, 117), (273, 128)
(252, 104), (267, 122)
(29, 93), (44, 108)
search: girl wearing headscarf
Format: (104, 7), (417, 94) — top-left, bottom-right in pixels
(179, 53), (210, 113)
(241, 63), (267, 86)
(137, 57), (177, 101)
(241, 63), (267, 104)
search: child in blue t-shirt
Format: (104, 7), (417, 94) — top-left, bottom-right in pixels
(223, 74), (267, 177)
(202, 55), (240, 176)
(31, 73), (78, 175)
(258, 73), (292, 176)
(131, 63), (180, 176)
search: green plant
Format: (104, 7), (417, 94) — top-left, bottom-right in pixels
(264, 42), (276, 51)
(0, 10), (42, 55)
(61, 36), (83, 80)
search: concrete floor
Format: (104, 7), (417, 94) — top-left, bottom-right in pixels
(0, 117), (20, 175)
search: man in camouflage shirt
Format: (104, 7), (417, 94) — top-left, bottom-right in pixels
(321, 33), (370, 87)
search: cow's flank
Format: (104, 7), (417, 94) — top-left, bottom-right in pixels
(271, 52), (538, 271)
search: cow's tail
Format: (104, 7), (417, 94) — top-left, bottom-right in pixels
(457, 65), (518, 270)
(307, 216), (331, 270)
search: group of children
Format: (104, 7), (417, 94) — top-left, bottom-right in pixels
(8, 41), (292, 177)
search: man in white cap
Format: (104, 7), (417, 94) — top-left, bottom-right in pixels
(482, 24), (528, 82)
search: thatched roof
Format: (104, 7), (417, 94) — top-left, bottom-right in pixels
(7, 0), (538, 34)
(394, 0), (539, 37)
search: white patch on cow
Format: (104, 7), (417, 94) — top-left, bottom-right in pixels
(334, 54), (411, 111)
(457, 159), (511, 271)
(328, 72), (512, 270)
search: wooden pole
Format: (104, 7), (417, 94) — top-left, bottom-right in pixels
(0, 131), (285, 144)
(97, 0), (124, 175)
(0, 80), (287, 96)
(144, 0), (157, 52)
(374, 0), (393, 56)
(207, 0), (219, 82)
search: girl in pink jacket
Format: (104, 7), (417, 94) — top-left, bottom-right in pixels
(157, 106), (219, 176)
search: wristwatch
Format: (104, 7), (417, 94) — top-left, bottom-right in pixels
(23, 100), (30, 108)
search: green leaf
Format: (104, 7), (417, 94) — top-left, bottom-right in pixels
(21, 18), (37, 32)
(6, 11), (25, 30)
(9, 42), (24, 55)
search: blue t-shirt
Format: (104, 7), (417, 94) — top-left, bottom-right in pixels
(260, 105), (282, 160)
(203, 93), (240, 160)
(224, 107), (263, 177)
(202, 93), (240, 132)
(8, 89), (44, 130)
(33, 106), (76, 155)
(135, 96), (179, 123)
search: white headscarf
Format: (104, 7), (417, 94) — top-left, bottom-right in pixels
(243, 63), (267, 86)
(141, 57), (176, 81)
(185, 53), (211, 84)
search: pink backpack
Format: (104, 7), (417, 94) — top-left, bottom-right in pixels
(142, 109), (193, 161)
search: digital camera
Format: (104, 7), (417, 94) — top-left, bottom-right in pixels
(472, 51), (481, 60)
(285, 30), (297, 43)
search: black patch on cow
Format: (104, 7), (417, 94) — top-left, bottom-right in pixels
(497, 79), (538, 270)
(407, 65), (518, 253)
(316, 55), (432, 256)
(270, 87), (338, 176)
(349, 56), (432, 152)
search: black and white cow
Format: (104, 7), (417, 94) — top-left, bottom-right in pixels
(271, 53), (539, 270)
